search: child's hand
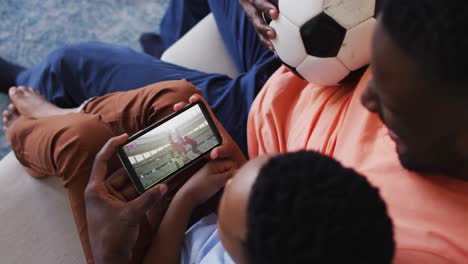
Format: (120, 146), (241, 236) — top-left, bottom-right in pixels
(177, 159), (236, 208)
(173, 94), (247, 167)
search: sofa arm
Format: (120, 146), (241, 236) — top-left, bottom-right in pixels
(161, 14), (240, 79)
(0, 153), (85, 264)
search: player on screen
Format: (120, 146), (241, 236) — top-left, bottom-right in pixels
(169, 134), (189, 164)
(184, 135), (203, 155)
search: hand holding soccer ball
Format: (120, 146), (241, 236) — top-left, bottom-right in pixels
(239, 0), (279, 51)
(242, 0), (381, 86)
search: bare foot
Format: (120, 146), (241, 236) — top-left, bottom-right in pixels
(2, 102), (47, 178)
(8, 86), (78, 118)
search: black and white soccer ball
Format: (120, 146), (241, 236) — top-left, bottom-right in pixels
(264, 0), (380, 86)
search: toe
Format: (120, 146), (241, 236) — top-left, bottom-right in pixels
(8, 86), (17, 97)
(9, 86), (26, 99)
(16, 86), (27, 95)
(8, 104), (19, 116)
(30, 88), (41, 97)
(8, 103), (15, 112)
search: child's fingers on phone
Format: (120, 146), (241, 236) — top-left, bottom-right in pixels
(188, 95), (225, 129)
(173, 102), (187, 112)
(219, 159), (237, 173)
(189, 94), (203, 103)
(179, 95), (236, 160)
(174, 93), (203, 112)
(207, 159), (237, 173)
(210, 145), (228, 160)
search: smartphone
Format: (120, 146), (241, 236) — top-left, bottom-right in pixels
(118, 101), (223, 193)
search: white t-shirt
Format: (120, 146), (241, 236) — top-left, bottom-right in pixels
(181, 214), (235, 264)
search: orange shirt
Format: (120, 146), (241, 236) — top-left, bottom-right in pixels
(247, 66), (468, 263)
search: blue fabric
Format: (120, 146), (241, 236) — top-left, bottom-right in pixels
(16, 0), (281, 155)
(160, 0), (210, 49)
(181, 214), (234, 264)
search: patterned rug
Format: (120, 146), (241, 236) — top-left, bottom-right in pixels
(0, 0), (168, 159)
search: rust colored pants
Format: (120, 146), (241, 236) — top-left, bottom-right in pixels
(9, 80), (201, 263)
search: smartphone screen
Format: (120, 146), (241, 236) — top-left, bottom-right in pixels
(118, 102), (222, 193)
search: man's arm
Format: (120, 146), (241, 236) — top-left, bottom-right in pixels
(144, 160), (236, 264)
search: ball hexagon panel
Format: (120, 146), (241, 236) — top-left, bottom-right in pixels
(296, 56), (350, 86)
(300, 12), (346, 58)
(324, 0), (375, 29)
(283, 62), (306, 80)
(337, 18), (376, 71)
(278, 0), (324, 27)
(270, 14), (307, 67)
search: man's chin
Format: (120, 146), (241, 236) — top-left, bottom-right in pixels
(395, 143), (425, 172)
(397, 153), (422, 172)
(397, 152), (443, 175)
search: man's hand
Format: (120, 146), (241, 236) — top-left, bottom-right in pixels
(177, 160), (236, 208)
(173, 94), (247, 167)
(240, 0), (279, 51)
(85, 134), (168, 264)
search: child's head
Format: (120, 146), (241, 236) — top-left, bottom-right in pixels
(217, 151), (394, 264)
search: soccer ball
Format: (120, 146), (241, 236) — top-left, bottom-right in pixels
(264, 0), (380, 86)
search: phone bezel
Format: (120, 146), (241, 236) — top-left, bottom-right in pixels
(118, 101), (223, 194)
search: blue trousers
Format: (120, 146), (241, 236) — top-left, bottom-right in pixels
(15, 0), (281, 155)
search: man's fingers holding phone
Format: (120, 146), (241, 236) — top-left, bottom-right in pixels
(109, 169), (141, 201)
(87, 134), (168, 210)
(107, 167), (129, 190)
(89, 133), (129, 187)
(85, 135), (168, 263)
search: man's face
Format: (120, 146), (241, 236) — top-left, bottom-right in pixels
(361, 19), (466, 176)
